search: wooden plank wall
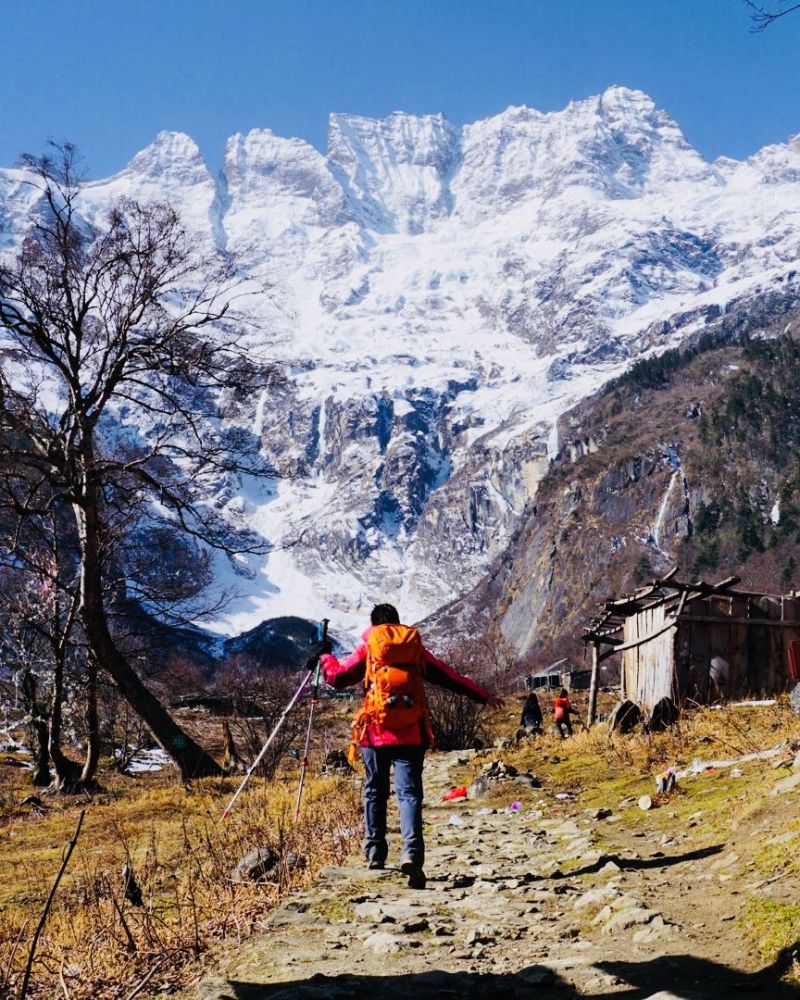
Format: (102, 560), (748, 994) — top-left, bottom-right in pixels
(618, 591), (800, 710)
(623, 604), (675, 710)
(682, 592), (800, 700)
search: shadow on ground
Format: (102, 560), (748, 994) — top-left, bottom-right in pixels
(551, 843), (725, 879)
(203, 944), (800, 1000)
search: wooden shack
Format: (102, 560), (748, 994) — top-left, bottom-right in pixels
(582, 571), (800, 722)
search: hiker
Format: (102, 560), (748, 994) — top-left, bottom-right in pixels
(319, 603), (500, 889)
(519, 690), (543, 734)
(553, 687), (580, 738)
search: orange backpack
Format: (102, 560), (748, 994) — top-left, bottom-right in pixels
(348, 623), (434, 762)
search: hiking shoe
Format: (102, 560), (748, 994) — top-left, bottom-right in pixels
(400, 857), (426, 889)
(368, 859), (385, 870)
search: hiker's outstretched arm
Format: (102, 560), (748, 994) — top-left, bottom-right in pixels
(423, 649), (491, 703)
(320, 647), (367, 689)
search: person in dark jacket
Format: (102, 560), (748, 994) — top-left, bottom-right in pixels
(520, 691), (543, 733)
(320, 603), (501, 889)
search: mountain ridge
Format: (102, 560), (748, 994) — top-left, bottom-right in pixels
(2, 87), (799, 645)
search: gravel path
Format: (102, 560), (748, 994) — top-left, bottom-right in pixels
(191, 750), (797, 1000)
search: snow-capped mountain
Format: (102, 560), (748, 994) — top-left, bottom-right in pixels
(2, 86), (800, 640)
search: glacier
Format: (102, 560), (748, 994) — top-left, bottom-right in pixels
(2, 86), (800, 641)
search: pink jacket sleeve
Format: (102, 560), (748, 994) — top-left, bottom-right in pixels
(422, 646), (491, 703)
(320, 644), (366, 690)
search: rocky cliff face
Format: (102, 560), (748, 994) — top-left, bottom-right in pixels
(430, 303), (800, 665)
(3, 89), (800, 641)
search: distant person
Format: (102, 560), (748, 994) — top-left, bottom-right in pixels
(553, 688), (581, 738)
(520, 691), (543, 734)
(319, 603), (501, 889)
(709, 655), (729, 700)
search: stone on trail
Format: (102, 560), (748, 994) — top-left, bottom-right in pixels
(465, 925), (496, 945)
(772, 770), (800, 795)
(517, 967), (557, 986)
(573, 883), (620, 910)
(267, 908), (320, 928)
(353, 901), (389, 922)
(642, 994), (697, 1000)
(708, 852), (739, 874)
(601, 906), (659, 935)
(633, 914), (677, 943)
(361, 930), (404, 955)
(401, 917), (429, 933)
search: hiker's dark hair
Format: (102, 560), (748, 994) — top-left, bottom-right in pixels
(371, 603), (400, 626)
(559, 687), (568, 697)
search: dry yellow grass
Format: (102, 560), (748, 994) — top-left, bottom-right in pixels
(4, 694), (800, 997)
(496, 689), (800, 776)
(0, 759), (361, 999)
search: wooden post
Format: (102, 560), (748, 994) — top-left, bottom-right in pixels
(588, 642), (600, 726)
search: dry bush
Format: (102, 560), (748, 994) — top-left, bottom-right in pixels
(0, 770), (361, 999)
(436, 631), (516, 694)
(426, 687), (490, 751)
(212, 659), (308, 778)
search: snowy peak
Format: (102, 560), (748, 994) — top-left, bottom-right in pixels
(327, 111), (460, 232)
(454, 87), (715, 218)
(124, 131), (211, 186)
(593, 86), (716, 191)
(0, 167), (47, 248)
(745, 133), (800, 184)
(222, 129), (347, 235)
(78, 131), (217, 239)
(4, 90), (800, 640)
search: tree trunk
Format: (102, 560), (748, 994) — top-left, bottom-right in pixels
(31, 715), (52, 787)
(79, 656), (101, 788)
(48, 640), (84, 793)
(21, 673), (51, 786)
(74, 487), (221, 780)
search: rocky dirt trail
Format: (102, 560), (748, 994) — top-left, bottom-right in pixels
(191, 749), (800, 1000)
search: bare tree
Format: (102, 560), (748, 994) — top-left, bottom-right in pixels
(0, 548), (97, 790)
(0, 143), (272, 779)
(212, 656), (305, 778)
(426, 686), (489, 751)
(745, 0), (800, 29)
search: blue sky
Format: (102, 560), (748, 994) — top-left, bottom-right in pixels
(2, 0), (799, 177)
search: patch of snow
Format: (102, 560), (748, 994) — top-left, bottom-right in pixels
(117, 746), (173, 774)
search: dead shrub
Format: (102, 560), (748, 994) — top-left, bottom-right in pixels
(426, 687), (489, 751)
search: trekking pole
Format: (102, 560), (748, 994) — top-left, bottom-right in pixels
(220, 642), (324, 821)
(294, 618), (329, 821)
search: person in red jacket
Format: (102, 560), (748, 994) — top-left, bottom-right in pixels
(320, 603), (499, 889)
(553, 688), (580, 738)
